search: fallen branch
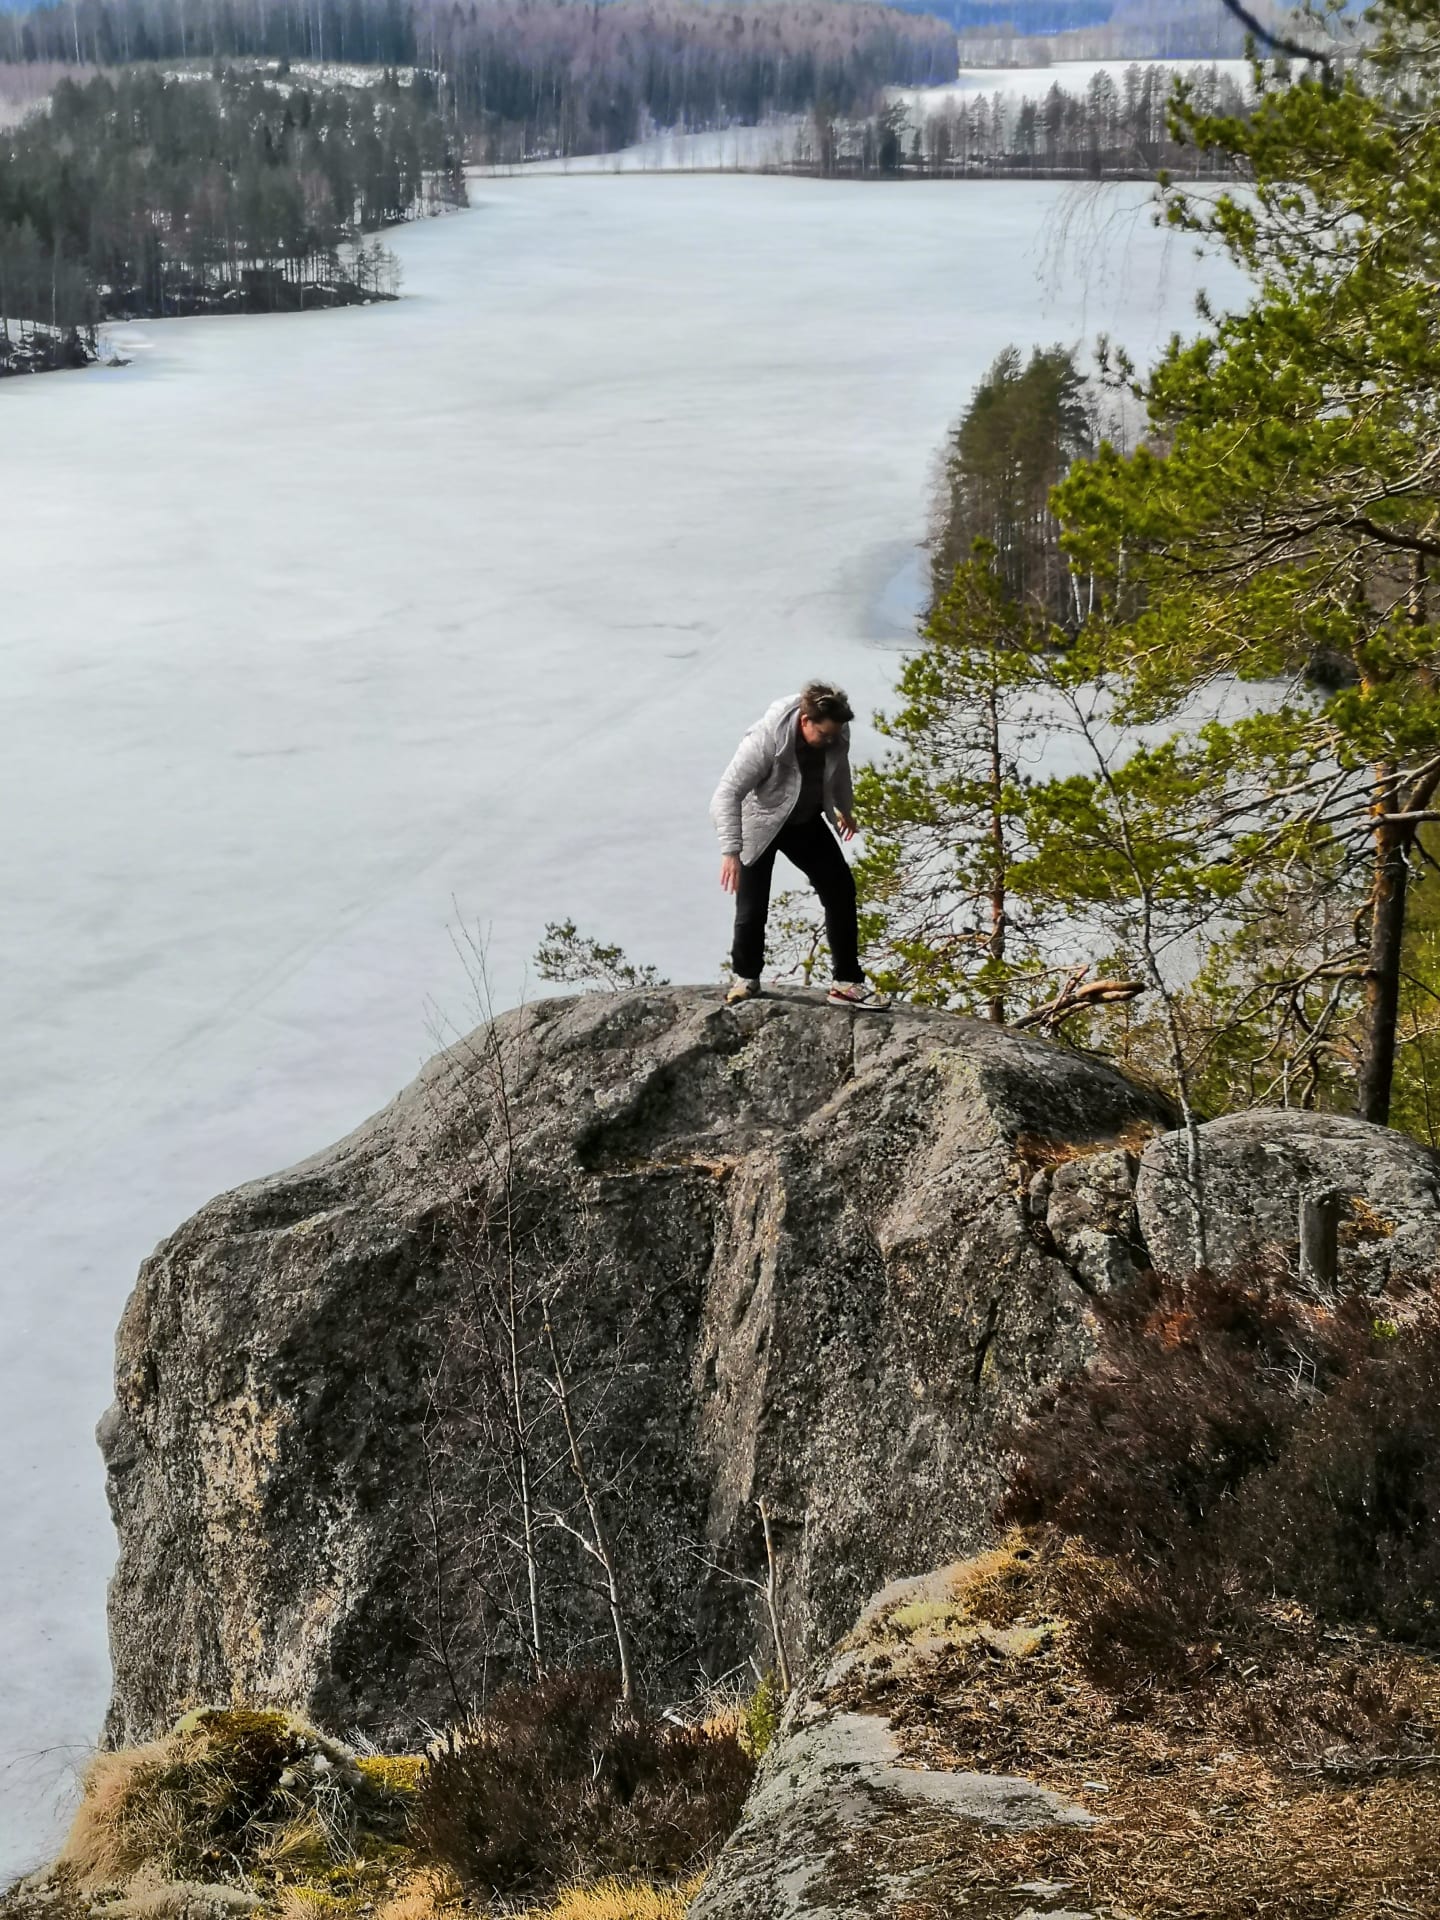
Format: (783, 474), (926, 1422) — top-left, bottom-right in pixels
(1013, 967), (1146, 1032)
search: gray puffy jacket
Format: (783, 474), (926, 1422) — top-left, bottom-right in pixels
(710, 694), (855, 866)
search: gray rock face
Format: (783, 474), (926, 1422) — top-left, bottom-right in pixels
(1137, 1109), (1440, 1286)
(101, 987), (1175, 1744)
(688, 1709), (1095, 1920)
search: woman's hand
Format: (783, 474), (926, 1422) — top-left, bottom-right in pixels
(720, 855), (742, 893)
(835, 811), (857, 840)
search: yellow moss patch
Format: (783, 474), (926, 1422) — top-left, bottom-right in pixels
(1345, 1195), (1396, 1241)
(886, 1597), (963, 1638)
(847, 1537), (1064, 1673)
(355, 1757), (425, 1796)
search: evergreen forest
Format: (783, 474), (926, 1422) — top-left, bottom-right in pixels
(0, 0), (961, 373)
(947, 0), (1347, 63)
(785, 58), (1253, 178)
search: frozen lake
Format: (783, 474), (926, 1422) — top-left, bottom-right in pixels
(0, 168), (1248, 1869)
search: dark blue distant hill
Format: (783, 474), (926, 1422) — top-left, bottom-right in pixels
(926, 1), (1112, 25)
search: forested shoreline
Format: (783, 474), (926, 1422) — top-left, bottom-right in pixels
(768, 58), (1252, 179)
(940, 0), (1338, 62)
(0, 0), (962, 376)
(0, 64), (464, 376)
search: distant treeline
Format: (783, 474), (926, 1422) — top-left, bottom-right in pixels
(2, 0), (960, 158)
(429, 0), (959, 162)
(782, 60), (1251, 178)
(0, 66), (464, 373)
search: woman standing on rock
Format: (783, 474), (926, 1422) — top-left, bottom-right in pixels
(710, 681), (886, 1008)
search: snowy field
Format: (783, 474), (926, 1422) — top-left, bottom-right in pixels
(0, 167), (1249, 1871)
(897, 56), (1256, 114)
(494, 119), (805, 173)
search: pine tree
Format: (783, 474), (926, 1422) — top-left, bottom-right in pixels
(1054, 0), (1440, 1125)
(854, 546), (1048, 1017)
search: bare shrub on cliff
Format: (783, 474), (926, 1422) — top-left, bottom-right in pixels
(413, 1672), (752, 1900)
(414, 933), (651, 1713)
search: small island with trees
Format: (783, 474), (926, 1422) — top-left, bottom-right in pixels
(0, 63), (465, 375)
(0, 0), (961, 377)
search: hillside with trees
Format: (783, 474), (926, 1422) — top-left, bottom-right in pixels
(1, 0), (959, 160)
(936, 0), (1350, 63)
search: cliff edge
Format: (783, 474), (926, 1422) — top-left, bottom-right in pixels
(99, 986), (1440, 1747)
(100, 986), (1180, 1742)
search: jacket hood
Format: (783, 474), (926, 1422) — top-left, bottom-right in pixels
(762, 695), (849, 758)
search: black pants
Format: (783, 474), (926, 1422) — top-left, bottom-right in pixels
(732, 813), (861, 984)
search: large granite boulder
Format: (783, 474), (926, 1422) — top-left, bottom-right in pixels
(100, 987), (1176, 1744)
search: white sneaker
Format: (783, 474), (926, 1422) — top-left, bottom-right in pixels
(726, 977), (762, 1005)
(826, 982), (889, 1009)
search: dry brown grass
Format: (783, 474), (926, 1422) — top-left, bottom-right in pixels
(108, 1883), (259, 1920)
(827, 1535), (1440, 1920)
(58, 1744), (181, 1887)
(513, 1876), (704, 1920)
(372, 1871), (463, 1920)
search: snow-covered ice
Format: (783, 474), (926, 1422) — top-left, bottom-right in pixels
(0, 168), (1248, 1871)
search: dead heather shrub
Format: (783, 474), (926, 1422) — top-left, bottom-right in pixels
(999, 1268), (1440, 1747)
(414, 1672), (753, 1899)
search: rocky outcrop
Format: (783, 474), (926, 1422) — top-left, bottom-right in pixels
(689, 1705), (1096, 1920)
(100, 986), (1440, 1748)
(1136, 1108), (1440, 1285)
(101, 987), (1175, 1744)
(689, 1557), (1102, 1920)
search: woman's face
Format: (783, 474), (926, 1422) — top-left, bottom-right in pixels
(799, 713), (842, 749)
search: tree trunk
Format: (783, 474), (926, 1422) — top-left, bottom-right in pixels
(1298, 1188), (1341, 1290)
(1358, 807), (1408, 1127)
(986, 677), (1006, 1025)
